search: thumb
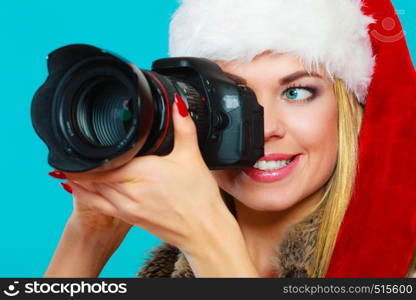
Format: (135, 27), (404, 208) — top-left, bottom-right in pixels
(170, 93), (201, 159)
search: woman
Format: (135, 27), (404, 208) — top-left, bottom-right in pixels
(45, 0), (416, 278)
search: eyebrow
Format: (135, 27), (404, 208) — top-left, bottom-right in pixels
(223, 70), (322, 86)
(279, 71), (323, 85)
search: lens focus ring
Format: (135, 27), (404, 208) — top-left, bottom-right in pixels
(174, 81), (209, 145)
(74, 77), (134, 147)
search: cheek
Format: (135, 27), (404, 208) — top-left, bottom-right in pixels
(301, 114), (336, 153)
(287, 95), (337, 150)
(290, 99), (338, 181)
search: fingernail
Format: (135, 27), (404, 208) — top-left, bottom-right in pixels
(174, 93), (189, 117)
(60, 182), (72, 194)
(48, 170), (67, 179)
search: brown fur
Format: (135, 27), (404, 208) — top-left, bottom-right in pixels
(136, 243), (180, 278)
(137, 200), (415, 277)
(137, 205), (323, 278)
(270, 206), (323, 277)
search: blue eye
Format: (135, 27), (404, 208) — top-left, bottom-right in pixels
(284, 87), (313, 101)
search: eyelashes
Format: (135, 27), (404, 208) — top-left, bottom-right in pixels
(281, 84), (319, 103)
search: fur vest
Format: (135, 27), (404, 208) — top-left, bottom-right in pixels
(136, 199), (416, 278)
(136, 203), (324, 278)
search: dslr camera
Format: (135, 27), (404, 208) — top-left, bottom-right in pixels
(31, 44), (264, 172)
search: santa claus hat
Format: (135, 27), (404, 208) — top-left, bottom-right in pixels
(169, 0), (375, 104)
(169, 0), (416, 277)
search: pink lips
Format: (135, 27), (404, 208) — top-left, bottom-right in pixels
(242, 153), (301, 183)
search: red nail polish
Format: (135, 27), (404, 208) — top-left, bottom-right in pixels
(174, 93), (189, 117)
(60, 182), (72, 194)
(48, 170), (67, 179)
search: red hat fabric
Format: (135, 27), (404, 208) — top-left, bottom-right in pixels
(327, 0), (416, 277)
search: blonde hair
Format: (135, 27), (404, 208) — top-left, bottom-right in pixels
(308, 78), (364, 277)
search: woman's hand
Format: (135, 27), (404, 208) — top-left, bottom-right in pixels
(68, 181), (132, 235)
(63, 97), (237, 256)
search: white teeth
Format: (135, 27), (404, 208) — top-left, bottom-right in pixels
(253, 159), (292, 171)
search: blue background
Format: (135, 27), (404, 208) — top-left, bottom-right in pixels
(0, 0), (414, 277)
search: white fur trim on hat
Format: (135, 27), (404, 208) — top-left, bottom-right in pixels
(169, 0), (375, 104)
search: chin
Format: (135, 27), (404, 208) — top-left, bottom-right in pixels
(231, 190), (300, 212)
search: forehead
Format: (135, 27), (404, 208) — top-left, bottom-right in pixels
(215, 52), (327, 80)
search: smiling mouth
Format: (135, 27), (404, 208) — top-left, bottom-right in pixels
(252, 155), (298, 172)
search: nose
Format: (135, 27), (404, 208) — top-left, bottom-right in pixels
(257, 93), (286, 142)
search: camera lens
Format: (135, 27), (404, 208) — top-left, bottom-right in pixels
(74, 77), (134, 147)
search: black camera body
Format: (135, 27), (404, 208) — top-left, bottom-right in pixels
(31, 44), (264, 172)
(151, 57), (264, 166)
